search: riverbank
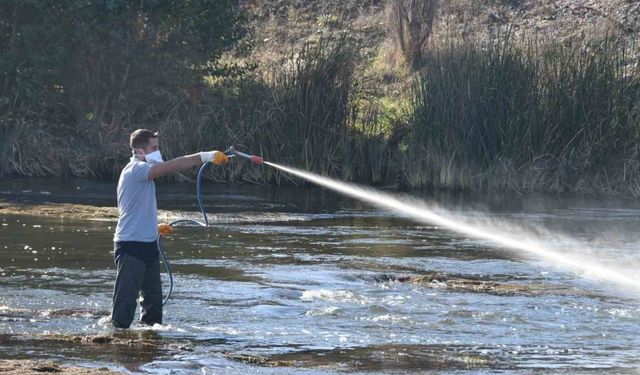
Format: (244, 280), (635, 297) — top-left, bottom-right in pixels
(0, 201), (119, 221)
(2, 1), (639, 196)
(0, 200), (175, 224)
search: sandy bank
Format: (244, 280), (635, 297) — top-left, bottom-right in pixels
(0, 200), (175, 222)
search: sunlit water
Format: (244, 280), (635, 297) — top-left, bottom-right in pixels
(1, 178), (640, 374)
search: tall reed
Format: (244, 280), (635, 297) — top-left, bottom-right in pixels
(241, 36), (375, 184)
(406, 36), (640, 195)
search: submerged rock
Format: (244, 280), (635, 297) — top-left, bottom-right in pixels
(226, 344), (494, 371)
(40, 309), (108, 319)
(0, 333), (195, 373)
(39, 333), (164, 348)
(374, 272), (578, 296)
(0, 359), (121, 374)
(223, 352), (294, 367)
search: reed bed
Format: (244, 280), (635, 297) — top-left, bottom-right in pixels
(3, 32), (640, 196)
(406, 37), (640, 195)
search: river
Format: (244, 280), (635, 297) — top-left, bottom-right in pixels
(1, 178), (639, 374)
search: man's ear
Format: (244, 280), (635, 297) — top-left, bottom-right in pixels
(132, 148), (145, 160)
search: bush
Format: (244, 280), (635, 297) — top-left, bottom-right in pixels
(0, 0), (245, 177)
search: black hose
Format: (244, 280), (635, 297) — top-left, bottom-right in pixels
(157, 162), (210, 306)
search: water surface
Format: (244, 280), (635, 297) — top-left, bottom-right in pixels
(1, 178), (640, 374)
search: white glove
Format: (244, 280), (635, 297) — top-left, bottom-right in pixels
(200, 151), (228, 165)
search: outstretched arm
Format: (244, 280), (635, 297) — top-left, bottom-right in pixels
(147, 151), (228, 180)
(148, 154), (201, 180)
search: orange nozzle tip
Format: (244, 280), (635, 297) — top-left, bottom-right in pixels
(250, 156), (263, 164)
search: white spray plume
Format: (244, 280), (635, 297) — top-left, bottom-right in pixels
(266, 162), (640, 293)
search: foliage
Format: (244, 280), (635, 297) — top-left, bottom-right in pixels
(0, 0), (244, 177)
(3, 1), (640, 197)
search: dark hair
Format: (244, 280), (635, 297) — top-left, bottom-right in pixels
(129, 129), (158, 149)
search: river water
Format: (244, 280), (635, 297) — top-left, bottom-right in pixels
(1, 178), (640, 374)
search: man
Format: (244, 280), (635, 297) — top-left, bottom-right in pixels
(110, 129), (228, 328)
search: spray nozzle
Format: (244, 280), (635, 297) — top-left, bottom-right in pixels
(224, 146), (263, 165)
(224, 146), (236, 157)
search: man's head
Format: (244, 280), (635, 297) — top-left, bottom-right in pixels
(130, 129), (160, 161)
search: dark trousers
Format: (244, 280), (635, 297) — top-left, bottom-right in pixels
(111, 252), (163, 328)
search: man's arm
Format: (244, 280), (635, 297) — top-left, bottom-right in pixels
(148, 154), (201, 180)
(147, 151), (228, 180)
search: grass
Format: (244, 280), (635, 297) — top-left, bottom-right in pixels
(243, 36), (377, 184)
(405, 36), (640, 194)
(2, 24), (640, 197)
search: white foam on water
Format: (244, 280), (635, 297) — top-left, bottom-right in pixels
(0, 305), (30, 313)
(358, 314), (411, 324)
(191, 325), (242, 335)
(131, 323), (186, 332)
(304, 306), (340, 317)
(95, 315), (112, 329)
(300, 289), (371, 304)
(91, 316), (186, 332)
(606, 308), (635, 319)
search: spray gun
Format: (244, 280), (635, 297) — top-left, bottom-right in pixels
(224, 146), (264, 165)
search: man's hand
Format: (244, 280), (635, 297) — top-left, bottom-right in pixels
(212, 151), (229, 165)
(200, 151), (229, 165)
(158, 223), (173, 236)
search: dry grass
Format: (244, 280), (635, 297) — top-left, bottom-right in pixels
(405, 35), (640, 195)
